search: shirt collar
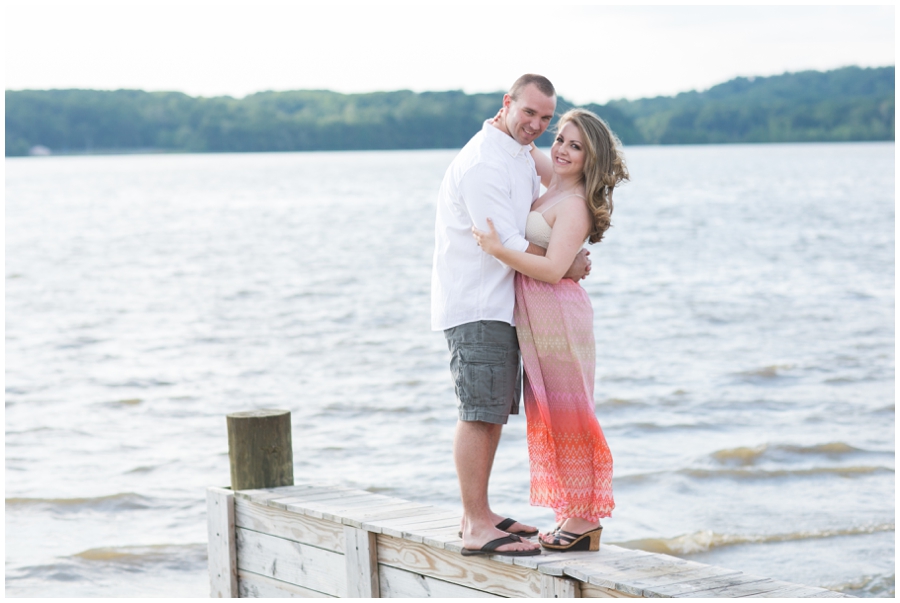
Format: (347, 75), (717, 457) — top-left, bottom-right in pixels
(482, 120), (530, 157)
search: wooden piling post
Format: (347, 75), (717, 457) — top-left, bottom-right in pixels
(227, 409), (294, 491)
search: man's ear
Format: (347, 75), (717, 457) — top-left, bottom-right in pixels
(502, 94), (512, 108)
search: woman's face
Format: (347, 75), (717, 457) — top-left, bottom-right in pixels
(550, 122), (586, 180)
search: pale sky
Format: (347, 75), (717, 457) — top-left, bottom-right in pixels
(5, 2), (895, 105)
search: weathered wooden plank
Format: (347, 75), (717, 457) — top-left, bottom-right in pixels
(666, 573), (770, 598)
(515, 549), (607, 575)
(376, 533), (543, 597)
(281, 495), (390, 520)
(579, 554), (710, 596)
(379, 564), (503, 598)
(621, 559), (723, 584)
(643, 570), (748, 598)
(344, 526), (380, 597)
(319, 496), (413, 523)
(541, 573), (580, 598)
(580, 583), (640, 598)
(802, 590), (851, 598)
(363, 510), (461, 534)
(264, 486), (364, 507)
(679, 577), (788, 598)
(235, 527), (347, 597)
(207, 487), (238, 597)
(557, 549), (673, 587)
(236, 484), (318, 503)
(281, 495), (418, 517)
(394, 517), (463, 541)
(325, 496), (424, 517)
(367, 509), (460, 528)
(751, 582), (841, 598)
(423, 530), (464, 550)
(274, 491), (374, 512)
(345, 504), (450, 530)
(238, 569), (335, 598)
(626, 564), (742, 597)
(294, 492), (398, 509)
(234, 498), (345, 553)
(340, 501), (437, 527)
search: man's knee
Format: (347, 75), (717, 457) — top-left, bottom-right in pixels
(458, 419), (501, 436)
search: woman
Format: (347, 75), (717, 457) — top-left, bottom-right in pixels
(472, 109), (628, 551)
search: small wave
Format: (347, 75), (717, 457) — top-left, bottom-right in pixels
(617, 464), (893, 484)
(68, 543), (206, 572)
(828, 572), (895, 598)
(683, 465), (892, 479)
(734, 364), (794, 379)
(600, 397), (645, 408)
(98, 398), (143, 407)
(71, 543), (206, 567)
(105, 379), (174, 388)
(711, 442), (866, 466)
(710, 445), (767, 465)
(6, 492), (159, 513)
(616, 523), (895, 555)
(124, 465), (161, 474)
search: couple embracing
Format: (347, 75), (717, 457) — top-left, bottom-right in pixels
(431, 74), (629, 557)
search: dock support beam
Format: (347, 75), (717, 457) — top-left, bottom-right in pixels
(207, 487), (239, 597)
(541, 574), (579, 598)
(344, 526), (381, 597)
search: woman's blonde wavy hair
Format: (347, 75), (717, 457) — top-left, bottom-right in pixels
(557, 109), (629, 244)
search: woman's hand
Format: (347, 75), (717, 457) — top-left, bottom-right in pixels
(471, 218), (503, 257)
(488, 107), (506, 126)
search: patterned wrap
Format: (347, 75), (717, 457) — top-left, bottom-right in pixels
(514, 273), (615, 522)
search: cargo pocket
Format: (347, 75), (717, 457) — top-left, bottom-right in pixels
(458, 344), (508, 408)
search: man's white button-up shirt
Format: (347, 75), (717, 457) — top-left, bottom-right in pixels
(431, 121), (540, 331)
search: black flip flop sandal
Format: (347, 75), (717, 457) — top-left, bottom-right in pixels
(496, 517), (539, 537)
(460, 534), (542, 557)
(457, 518), (539, 539)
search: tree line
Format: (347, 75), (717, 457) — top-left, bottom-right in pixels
(5, 66), (893, 157)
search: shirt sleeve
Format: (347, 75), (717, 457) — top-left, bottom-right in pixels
(458, 162), (530, 253)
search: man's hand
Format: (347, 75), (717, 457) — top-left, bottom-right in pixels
(563, 249), (591, 281)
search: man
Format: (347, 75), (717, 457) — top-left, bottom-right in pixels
(431, 74), (590, 556)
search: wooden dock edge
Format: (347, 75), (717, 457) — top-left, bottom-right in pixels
(206, 484), (852, 598)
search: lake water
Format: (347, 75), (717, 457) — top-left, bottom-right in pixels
(5, 143), (895, 597)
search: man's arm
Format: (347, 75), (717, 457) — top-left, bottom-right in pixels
(459, 163), (529, 253)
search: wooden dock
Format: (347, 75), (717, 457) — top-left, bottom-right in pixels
(207, 483), (850, 598)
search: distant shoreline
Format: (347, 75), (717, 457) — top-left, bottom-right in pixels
(8, 139), (895, 160)
(6, 66), (894, 157)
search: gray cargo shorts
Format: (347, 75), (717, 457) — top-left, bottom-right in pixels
(444, 320), (521, 425)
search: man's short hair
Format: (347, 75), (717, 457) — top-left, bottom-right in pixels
(509, 74), (556, 100)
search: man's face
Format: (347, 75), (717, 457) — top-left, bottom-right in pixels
(502, 84), (557, 146)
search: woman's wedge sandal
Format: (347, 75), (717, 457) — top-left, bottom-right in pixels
(539, 526), (602, 552)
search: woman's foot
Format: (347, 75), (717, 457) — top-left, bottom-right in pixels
(539, 517), (602, 551)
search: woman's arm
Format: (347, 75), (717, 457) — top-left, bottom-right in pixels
(472, 199), (590, 284)
(529, 144), (553, 188)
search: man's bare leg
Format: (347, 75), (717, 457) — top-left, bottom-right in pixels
(454, 420), (538, 553)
